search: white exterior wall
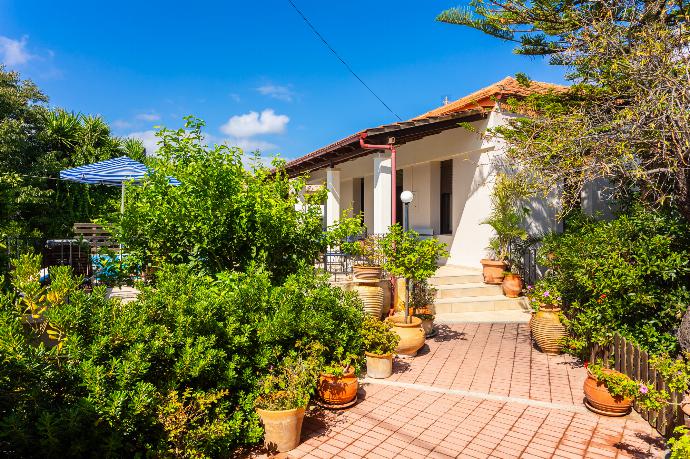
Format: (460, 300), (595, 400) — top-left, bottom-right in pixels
(304, 108), (561, 268)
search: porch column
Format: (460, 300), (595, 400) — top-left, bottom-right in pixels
(373, 152), (392, 234)
(325, 168), (341, 228)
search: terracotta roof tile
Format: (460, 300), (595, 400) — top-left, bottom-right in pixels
(413, 76), (568, 119)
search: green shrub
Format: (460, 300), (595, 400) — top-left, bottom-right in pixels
(0, 261), (364, 457)
(117, 117), (327, 283)
(361, 316), (399, 355)
(540, 205), (690, 355)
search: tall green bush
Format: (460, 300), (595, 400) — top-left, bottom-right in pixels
(0, 261), (364, 457)
(540, 205), (690, 355)
(118, 117), (327, 282)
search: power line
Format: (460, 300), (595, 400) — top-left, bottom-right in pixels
(286, 0), (403, 121)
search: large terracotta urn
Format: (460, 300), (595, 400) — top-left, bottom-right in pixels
(583, 368), (633, 416)
(317, 368), (358, 406)
(353, 265), (382, 282)
(256, 406), (306, 452)
(502, 273), (523, 298)
(530, 306), (566, 355)
(388, 316), (425, 357)
(351, 281), (384, 318)
(480, 259), (508, 284)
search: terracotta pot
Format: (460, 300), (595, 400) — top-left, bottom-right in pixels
(380, 279), (392, 318)
(583, 368), (633, 416)
(353, 265), (382, 281)
(682, 398), (690, 428)
(419, 318), (435, 337)
(388, 316), (425, 357)
(318, 368), (358, 405)
(480, 259), (508, 284)
(351, 281), (384, 318)
(502, 273), (523, 298)
(256, 406), (306, 452)
(530, 306), (566, 355)
(365, 352), (393, 379)
(393, 277), (406, 313)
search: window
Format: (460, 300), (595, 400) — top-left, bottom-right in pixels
(440, 160), (453, 234)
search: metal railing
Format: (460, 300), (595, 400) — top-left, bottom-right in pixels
(508, 239), (542, 286)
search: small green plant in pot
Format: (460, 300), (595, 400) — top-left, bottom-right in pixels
(380, 224), (447, 356)
(255, 347), (321, 453)
(411, 280), (438, 337)
(481, 173), (529, 285)
(362, 315), (400, 378)
(317, 354), (360, 407)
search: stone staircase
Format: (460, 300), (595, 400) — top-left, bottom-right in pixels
(430, 265), (529, 315)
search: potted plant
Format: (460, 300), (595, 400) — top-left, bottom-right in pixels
(411, 280), (437, 337)
(527, 283), (566, 354)
(255, 348), (320, 452)
(347, 235), (385, 281)
(317, 355), (360, 408)
(481, 173), (529, 285)
(584, 361), (666, 416)
(362, 315), (400, 378)
(380, 224), (448, 356)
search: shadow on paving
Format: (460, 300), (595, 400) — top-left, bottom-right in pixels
(431, 324), (466, 342)
(613, 431), (667, 458)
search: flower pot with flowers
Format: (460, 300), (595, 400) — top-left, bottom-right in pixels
(362, 315), (400, 378)
(480, 174), (530, 285)
(527, 283), (566, 354)
(584, 361), (667, 416)
(380, 224), (448, 356)
(255, 347), (321, 453)
(411, 280), (438, 337)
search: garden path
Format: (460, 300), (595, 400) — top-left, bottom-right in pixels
(257, 323), (666, 459)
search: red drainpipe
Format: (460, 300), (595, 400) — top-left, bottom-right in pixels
(360, 132), (398, 317)
(359, 132), (397, 227)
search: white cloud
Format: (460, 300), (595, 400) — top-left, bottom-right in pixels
(0, 35), (33, 66)
(204, 132), (276, 153)
(127, 130), (159, 156)
(220, 109), (289, 138)
(257, 84), (295, 102)
(113, 119), (133, 130)
(135, 113), (160, 122)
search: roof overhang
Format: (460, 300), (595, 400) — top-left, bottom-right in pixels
(284, 109), (488, 177)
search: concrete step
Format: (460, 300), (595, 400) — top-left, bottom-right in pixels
(434, 282), (503, 298)
(433, 295), (529, 314)
(429, 274), (484, 285)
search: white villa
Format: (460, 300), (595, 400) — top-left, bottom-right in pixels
(284, 77), (605, 269)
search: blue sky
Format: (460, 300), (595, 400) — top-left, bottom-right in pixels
(0, 0), (566, 159)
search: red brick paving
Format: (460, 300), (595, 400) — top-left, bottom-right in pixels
(254, 323), (666, 458)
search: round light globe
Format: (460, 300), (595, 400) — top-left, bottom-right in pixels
(400, 190), (414, 203)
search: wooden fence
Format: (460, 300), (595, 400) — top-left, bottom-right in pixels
(590, 333), (684, 436)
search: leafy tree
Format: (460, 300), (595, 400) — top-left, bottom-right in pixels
(0, 67), (145, 242)
(438, 0), (690, 220)
(118, 117), (327, 282)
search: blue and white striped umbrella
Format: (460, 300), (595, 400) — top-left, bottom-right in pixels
(59, 156), (180, 186)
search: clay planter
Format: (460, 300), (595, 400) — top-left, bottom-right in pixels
(365, 352), (393, 379)
(388, 316), (425, 357)
(583, 368), (633, 416)
(480, 259), (508, 284)
(353, 265), (382, 281)
(351, 281), (384, 318)
(419, 317), (435, 337)
(682, 397), (690, 427)
(317, 368), (358, 406)
(502, 273), (523, 298)
(380, 279), (392, 318)
(256, 406), (306, 452)
(530, 306), (566, 355)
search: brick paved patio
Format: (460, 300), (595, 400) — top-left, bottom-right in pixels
(259, 323), (667, 458)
